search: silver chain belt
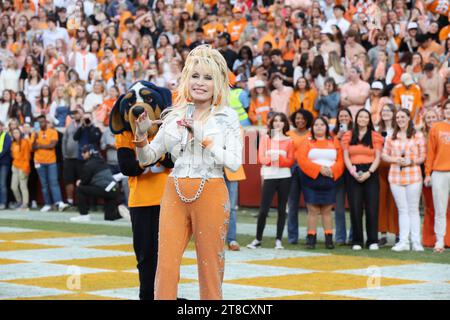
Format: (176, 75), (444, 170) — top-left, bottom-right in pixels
(173, 177), (207, 203)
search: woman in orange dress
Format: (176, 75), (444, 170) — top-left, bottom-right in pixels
(377, 103), (399, 246)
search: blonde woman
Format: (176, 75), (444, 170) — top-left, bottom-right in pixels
(134, 45), (242, 300)
(327, 51), (345, 87)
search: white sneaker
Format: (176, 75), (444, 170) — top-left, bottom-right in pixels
(58, 202), (69, 212)
(40, 205), (52, 212)
(369, 243), (379, 250)
(31, 200), (38, 209)
(392, 242), (410, 252)
(118, 204), (131, 221)
(412, 243), (424, 251)
(274, 239), (284, 250)
(352, 245), (362, 251)
(70, 214), (91, 222)
(246, 239), (261, 249)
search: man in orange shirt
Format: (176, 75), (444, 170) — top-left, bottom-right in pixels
(417, 33), (445, 64)
(203, 14), (225, 42)
(32, 115), (69, 212)
(392, 73), (423, 124)
(227, 7), (247, 43)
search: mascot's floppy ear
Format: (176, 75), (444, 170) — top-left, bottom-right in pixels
(139, 81), (172, 109)
(109, 94), (127, 134)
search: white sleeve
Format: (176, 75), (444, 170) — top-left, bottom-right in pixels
(206, 111), (243, 172)
(385, 66), (395, 85)
(135, 123), (168, 166)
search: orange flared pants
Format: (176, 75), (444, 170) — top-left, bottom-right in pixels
(422, 186), (450, 247)
(378, 161), (399, 235)
(155, 177), (230, 300)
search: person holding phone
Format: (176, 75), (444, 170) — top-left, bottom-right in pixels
(332, 108), (353, 245)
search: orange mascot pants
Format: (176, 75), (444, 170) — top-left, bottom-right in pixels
(422, 186), (450, 247)
(155, 177), (230, 300)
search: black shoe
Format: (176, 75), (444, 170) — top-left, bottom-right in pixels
(395, 236), (400, 244)
(378, 237), (388, 247)
(325, 233), (335, 249)
(306, 234), (316, 249)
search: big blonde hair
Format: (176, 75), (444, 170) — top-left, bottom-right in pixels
(163, 45), (230, 121)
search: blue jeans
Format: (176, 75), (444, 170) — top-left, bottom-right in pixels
(36, 163), (62, 205)
(225, 178), (238, 243)
(335, 173), (353, 243)
(287, 164), (302, 244)
(0, 165), (9, 205)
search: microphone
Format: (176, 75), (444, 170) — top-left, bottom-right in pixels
(180, 102), (196, 154)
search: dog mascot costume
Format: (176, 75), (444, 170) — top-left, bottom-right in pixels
(109, 81), (173, 300)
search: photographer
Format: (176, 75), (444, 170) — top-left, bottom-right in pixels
(73, 112), (102, 161)
(70, 144), (122, 222)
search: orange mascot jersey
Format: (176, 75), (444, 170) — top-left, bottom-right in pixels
(115, 131), (169, 207)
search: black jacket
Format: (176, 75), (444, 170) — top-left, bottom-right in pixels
(80, 155), (114, 189)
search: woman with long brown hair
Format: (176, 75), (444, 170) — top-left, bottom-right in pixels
(377, 103), (399, 246)
(382, 108), (426, 251)
(247, 112), (295, 250)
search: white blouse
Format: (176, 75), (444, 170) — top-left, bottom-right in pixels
(136, 106), (243, 179)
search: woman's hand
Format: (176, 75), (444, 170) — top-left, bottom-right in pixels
(357, 171), (371, 183)
(135, 111), (162, 140)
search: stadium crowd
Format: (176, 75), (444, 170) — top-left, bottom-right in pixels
(0, 0), (449, 252)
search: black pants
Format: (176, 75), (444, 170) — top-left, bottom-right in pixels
(76, 185), (120, 220)
(130, 206), (160, 300)
(347, 164), (380, 247)
(256, 177), (291, 241)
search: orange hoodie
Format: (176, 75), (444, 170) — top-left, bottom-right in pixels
(11, 138), (31, 175)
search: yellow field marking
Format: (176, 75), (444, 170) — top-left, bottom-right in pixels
(246, 255), (420, 271)
(225, 272), (422, 293)
(0, 231), (91, 241)
(0, 241), (62, 251)
(0, 258), (24, 265)
(88, 244), (134, 252)
(8, 293), (124, 300)
(8, 271), (196, 292)
(52, 255), (197, 271)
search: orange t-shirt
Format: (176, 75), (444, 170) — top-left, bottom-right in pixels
(392, 84), (423, 123)
(115, 131), (169, 207)
(439, 25), (449, 42)
(203, 22), (225, 40)
(425, 121), (450, 176)
(11, 138), (31, 174)
(227, 18), (247, 43)
(32, 128), (58, 164)
(287, 130), (310, 159)
(341, 131), (384, 164)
